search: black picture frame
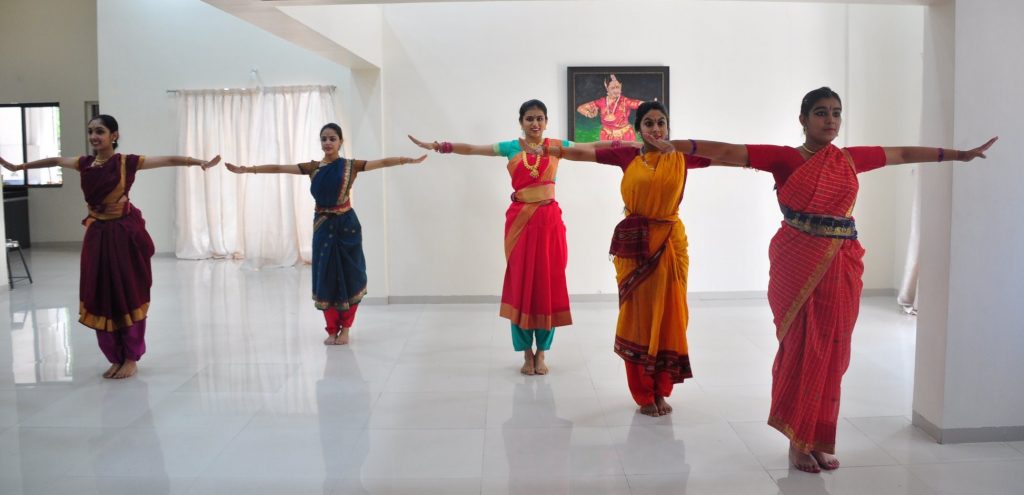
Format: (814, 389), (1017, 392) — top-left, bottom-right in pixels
(567, 66), (669, 143)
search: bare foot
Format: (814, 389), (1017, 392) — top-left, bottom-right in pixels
(324, 334), (338, 345)
(102, 363), (121, 379)
(111, 360), (137, 379)
(335, 327), (350, 345)
(534, 351), (549, 375)
(520, 350), (535, 375)
(811, 451), (840, 470)
(654, 396), (673, 415)
(639, 403), (661, 417)
(789, 446), (821, 473)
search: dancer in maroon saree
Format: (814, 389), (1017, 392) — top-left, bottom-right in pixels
(664, 87), (996, 472)
(1, 114), (220, 379)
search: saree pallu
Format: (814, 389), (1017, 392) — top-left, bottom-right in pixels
(499, 138), (572, 330)
(77, 154), (155, 332)
(612, 151), (692, 385)
(767, 145), (863, 454)
(307, 158), (367, 311)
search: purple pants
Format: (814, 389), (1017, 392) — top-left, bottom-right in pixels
(95, 319), (147, 364)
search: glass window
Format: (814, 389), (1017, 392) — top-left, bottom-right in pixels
(1, 103), (63, 187)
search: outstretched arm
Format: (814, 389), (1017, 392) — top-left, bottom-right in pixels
(140, 155), (221, 170)
(573, 140), (640, 151)
(224, 162), (306, 175)
(883, 136), (998, 166)
(667, 139), (749, 166)
(408, 135), (497, 157)
(0, 155), (79, 171)
(363, 154), (427, 172)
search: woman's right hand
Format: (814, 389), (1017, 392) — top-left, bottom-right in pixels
(224, 162), (245, 174)
(408, 135), (439, 152)
(642, 133), (675, 153)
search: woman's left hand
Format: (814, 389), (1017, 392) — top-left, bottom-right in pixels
(960, 136), (999, 162)
(406, 154), (428, 165)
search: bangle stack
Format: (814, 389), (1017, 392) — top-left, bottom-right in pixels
(438, 142), (454, 154)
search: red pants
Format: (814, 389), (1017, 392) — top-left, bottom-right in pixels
(625, 361), (674, 406)
(324, 305), (359, 335)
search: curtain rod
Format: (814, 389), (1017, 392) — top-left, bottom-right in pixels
(166, 84), (336, 94)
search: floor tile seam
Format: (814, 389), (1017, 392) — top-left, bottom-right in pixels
(191, 402), (268, 480)
(724, 417), (773, 465)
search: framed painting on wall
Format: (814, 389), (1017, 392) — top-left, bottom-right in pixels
(567, 66), (669, 143)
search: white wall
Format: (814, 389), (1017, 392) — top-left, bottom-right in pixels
(945, 0), (1024, 430)
(380, 0), (924, 297)
(96, 0), (924, 299)
(0, 0), (98, 244)
(96, 0), (356, 245)
(278, 4), (384, 68)
(914, 0), (1024, 439)
(913, 0), (956, 431)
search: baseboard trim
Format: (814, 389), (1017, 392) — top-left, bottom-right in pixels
(25, 241), (82, 250)
(913, 411), (1024, 443)
(383, 290), (897, 305)
(387, 295), (499, 304)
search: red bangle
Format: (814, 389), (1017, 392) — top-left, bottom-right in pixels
(439, 141), (453, 154)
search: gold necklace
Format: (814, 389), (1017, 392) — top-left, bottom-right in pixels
(521, 150), (541, 178)
(605, 95), (621, 121)
(523, 139), (544, 155)
(800, 144), (821, 155)
(639, 148), (658, 171)
(91, 154), (113, 167)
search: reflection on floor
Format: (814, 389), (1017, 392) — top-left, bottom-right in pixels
(1, 248), (1021, 495)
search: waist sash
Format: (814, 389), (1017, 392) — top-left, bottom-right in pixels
(780, 203), (857, 240)
(83, 201), (134, 227)
(512, 182), (555, 204)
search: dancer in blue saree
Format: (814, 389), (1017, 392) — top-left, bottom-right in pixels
(226, 123), (426, 344)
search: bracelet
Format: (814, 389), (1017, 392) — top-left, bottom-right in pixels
(690, 139), (697, 155)
(937, 148), (944, 162)
(611, 140), (622, 148)
(439, 141), (454, 154)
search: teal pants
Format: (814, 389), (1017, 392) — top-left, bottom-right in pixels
(511, 324), (554, 351)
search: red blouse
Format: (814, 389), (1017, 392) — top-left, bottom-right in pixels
(745, 145), (886, 189)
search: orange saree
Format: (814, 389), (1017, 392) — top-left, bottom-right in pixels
(611, 150), (693, 405)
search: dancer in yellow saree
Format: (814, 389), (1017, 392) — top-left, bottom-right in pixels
(558, 101), (711, 416)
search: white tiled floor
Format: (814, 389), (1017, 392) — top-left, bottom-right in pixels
(2, 248), (1023, 494)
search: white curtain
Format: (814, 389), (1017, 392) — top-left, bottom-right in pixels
(175, 85), (339, 269)
(897, 172), (921, 314)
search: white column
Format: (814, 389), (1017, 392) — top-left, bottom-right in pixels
(914, 0), (1024, 443)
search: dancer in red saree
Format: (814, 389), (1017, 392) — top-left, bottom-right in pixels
(665, 87), (997, 472)
(1, 114), (220, 379)
(410, 99), (624, 375)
